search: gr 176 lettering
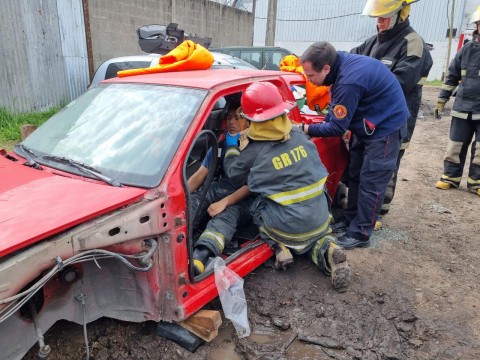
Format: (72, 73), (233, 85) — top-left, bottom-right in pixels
(272, 145), (308, 170)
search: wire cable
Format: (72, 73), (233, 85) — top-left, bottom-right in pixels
(255, 12), (362, 22)
(0, 239), (157, 324)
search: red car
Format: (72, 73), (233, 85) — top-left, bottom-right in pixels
(0, 69), (347, 359)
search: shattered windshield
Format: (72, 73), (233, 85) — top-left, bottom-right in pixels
(20, 83), (207, 188)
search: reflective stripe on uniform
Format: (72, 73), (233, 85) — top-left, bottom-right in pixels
(310, 235), (329, 268)
(473, 143), (480, 165)
(259, 217), (330, 243)
(451, 110), (469, 119)
(461, 69), (467, 77)
(199, 230), (225, 251)
(450, 111), (480, 120)
(267, 177), (327, 206)
(441, 84), (456, 91)
(417, 77), (427, 85)
(445, 140), (463, 163)
(467, 177), (480, 185)
(400, 141), (410, 150)
(225, 148), (240, 158)
(441, 174), (462, 182)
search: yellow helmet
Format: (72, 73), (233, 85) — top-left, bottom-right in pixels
(470, 6), (480, 24)
(362, 0), (418, 19)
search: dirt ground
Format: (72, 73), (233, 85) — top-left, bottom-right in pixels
(25, 86), (480, 360)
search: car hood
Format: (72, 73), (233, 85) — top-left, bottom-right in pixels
(0, 155), (147, 257)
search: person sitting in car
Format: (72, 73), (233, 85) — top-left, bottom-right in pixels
(187, 105), (252, 275)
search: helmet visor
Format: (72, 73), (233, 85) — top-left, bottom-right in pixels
(362, 0), (404, 18)
(470, 7), (480, 24)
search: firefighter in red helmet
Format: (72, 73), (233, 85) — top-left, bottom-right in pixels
(435, 5), (480, 196)
(223, 82), (351, 292)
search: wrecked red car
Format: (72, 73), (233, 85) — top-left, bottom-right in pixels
(0, 69), (347, 359)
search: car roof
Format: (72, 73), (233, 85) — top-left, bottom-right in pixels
(211, 46), (292, 51)
(104, 69), (304, 90)
(94, 52), (255, 66)
(89, 52), (258, 88)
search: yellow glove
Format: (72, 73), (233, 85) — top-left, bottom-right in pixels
(434, 100), (446, 119)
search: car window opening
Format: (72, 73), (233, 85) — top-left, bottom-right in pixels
(185, 91), (261, 280)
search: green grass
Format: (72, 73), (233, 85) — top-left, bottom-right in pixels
(0, 107), (60, 149)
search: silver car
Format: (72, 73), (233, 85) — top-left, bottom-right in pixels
(89, 52), (257, 88)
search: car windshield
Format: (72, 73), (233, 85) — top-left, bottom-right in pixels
(20, 83), (207, 188)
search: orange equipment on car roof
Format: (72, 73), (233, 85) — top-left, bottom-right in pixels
(117, 40), (214, 77)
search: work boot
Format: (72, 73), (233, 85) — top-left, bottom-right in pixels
(327, 242), (351, 293)
(379, 203), (389, 216)
(435, 180), (452, 190)
(469, 188), (480, 196)
(312, 236), (351, 292)
(330, 220), (349, 234)
(335, 234), (370, 250)
(274, 243), (293, 270)
(193, 246), (213, 276)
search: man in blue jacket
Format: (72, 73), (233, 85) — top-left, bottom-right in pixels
(300, 41), (409, 249)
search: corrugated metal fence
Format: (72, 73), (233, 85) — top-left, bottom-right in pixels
(0, 0), (88, 113)
(255, 0), (467, 44)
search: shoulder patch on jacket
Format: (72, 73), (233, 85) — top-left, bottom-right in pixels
(404, 32), (424, 58)
(333, 105), (347, 119)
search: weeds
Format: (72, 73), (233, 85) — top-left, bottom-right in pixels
(0, 107), (59, 146)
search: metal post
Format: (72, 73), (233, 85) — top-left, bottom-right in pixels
(81, 0), (94, 82)
(265, 0), (277, 46)
(444, 0), (456, 79)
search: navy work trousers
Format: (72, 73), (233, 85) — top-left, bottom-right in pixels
(343, 129), (402, 240)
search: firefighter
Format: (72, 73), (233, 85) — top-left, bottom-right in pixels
(300, 42), (409, 249)
(189, 106), (253, 275)
(434, 6), (480, 196)
(351, 0), (433, 220)
(223, 82), (351, 292)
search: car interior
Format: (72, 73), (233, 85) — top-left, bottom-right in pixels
(184, 91), (262, 279)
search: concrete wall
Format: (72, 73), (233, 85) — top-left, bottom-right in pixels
(88, 0), (254, 70)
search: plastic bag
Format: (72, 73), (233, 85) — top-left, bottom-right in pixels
(213, 257), (250, 338)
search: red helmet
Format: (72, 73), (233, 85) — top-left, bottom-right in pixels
(241, 82), (296, 122)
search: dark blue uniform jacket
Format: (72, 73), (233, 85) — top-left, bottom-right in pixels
(308, 51), (409, 139)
